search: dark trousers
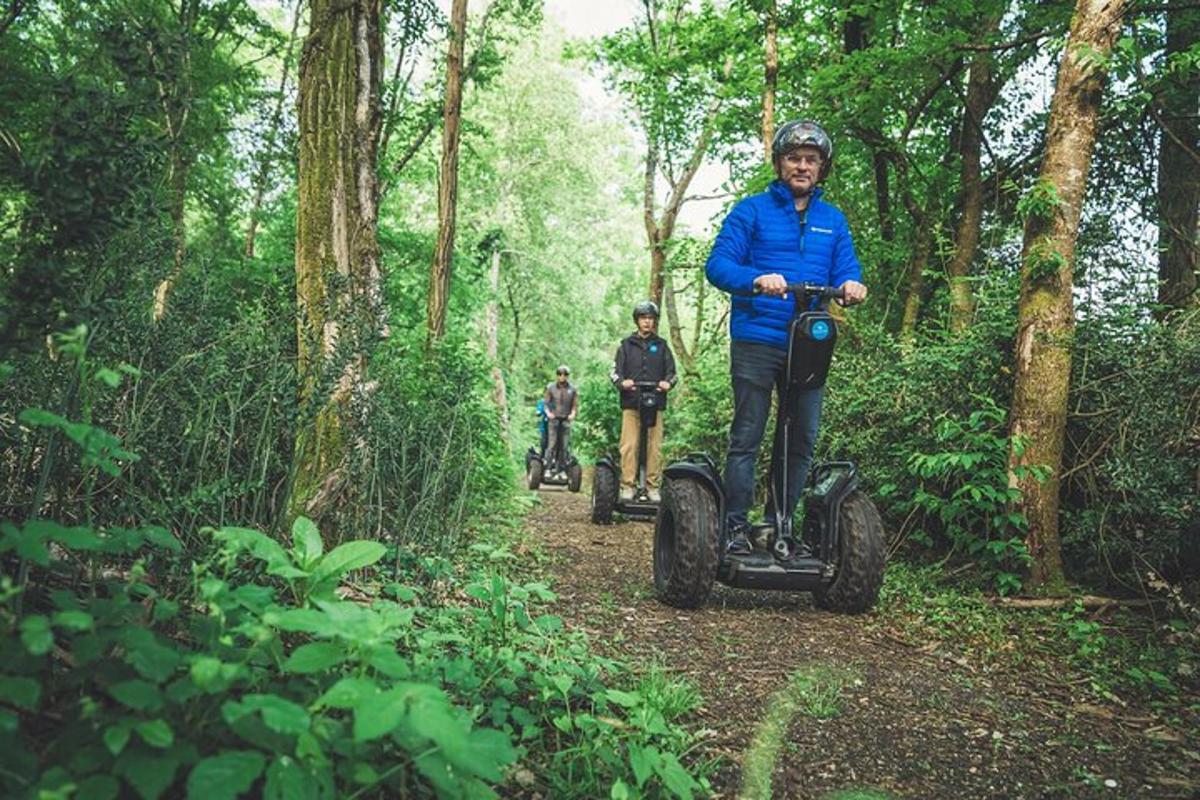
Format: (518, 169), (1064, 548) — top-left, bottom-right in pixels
(723, 339), (824, 530)
(547, 419), (571, 469)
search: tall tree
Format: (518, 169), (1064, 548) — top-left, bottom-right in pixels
(1155, 0), (1200, 312)
(760, 0), (777, 163)
(287, 0), (384, 526)
(426, 0), (468, 343)
(945, 14), (1004, 334)
(1008, 0), (1127, 593)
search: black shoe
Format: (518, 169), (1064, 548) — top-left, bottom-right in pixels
(726, 526), (753, 555)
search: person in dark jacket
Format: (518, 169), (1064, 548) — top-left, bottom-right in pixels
(544, 366), (578, 476)
(610, 300), (677, 501)
(705, 119), (867, 555)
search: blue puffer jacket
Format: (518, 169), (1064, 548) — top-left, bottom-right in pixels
(705, 181), (862, 349)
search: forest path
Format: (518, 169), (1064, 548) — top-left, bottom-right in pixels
(527, 487), (1197, 800)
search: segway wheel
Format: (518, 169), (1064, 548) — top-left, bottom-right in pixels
(591, 464), (617, 524)
(527, 458), (544, 491)
(654, 477), (719, 608)
(813, 490), (884, 614)
(567, 463), (583, 493)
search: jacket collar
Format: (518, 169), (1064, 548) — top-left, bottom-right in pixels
(770, 180), (823, 207)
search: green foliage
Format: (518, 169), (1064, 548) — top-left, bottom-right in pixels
(905, 397), (1039, 595)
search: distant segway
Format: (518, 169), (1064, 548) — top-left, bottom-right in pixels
(653, 284), (884, 613)
(591, 381), (662, 523)
(527, 417), (582, 492)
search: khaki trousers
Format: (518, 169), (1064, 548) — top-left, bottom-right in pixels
(619, 409), (663, 489)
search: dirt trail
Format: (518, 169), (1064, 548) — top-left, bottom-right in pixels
(528, 487), (1198, 800)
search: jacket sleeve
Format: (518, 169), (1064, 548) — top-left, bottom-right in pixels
(830, 210), (863, 288)
(705, 199), (758, 295)
(610, 342), (626, 386)
(543, 383), (553, 409)
(662, 342), (678, 387)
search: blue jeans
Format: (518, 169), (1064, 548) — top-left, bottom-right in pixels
(723, 340), (824, 530)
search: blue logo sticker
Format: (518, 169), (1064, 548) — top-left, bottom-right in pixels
(650, 344), (658, 353)
(810, 320), (831, 341)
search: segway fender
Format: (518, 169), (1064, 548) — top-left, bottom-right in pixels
(663, 461), (724, 524)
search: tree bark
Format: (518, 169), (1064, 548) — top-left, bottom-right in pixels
(1009, 0), (1126, 594)
(287, 0), (384, 528)
(1156, 0), (1200, 312)
(946, 25), (1000, 334)
(663, 267), (693, 373)
(245, 0), (305, 259)
(899, 220), (933, 346)
(486, 248), (509, 439)
(761, 0), (777, 164)
(426, 0), (468, 343)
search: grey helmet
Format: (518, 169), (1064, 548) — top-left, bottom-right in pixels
(632, 300), (660, 322)
(556, 365), (570, 376)
(772, 119), (833, 179)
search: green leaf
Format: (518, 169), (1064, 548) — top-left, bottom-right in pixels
(122, 628), (181, 683)
(227, 694), (310, 735)
(210, 527), (304, 579)
(76, 774), (120, 800)
(309, 540), (386, 587)
(263, 756), (318, 800)
(291, 517), (323, 568)
(95, 367), (122, 388)
(114, 750), (179, 800)
(21, 615), (54, 655)
(282, 642), (345, 674)
(186, 751), (266, 800)
(605, 689), (641, 708)
(316, 677), (377, 710)
(611, 779), (632, 800)
(0, 675), (41, 709)
(653, 750), (697, 799)
(265, 608), (340, 637)
(103, 724), (132, 756)
(135, 719), (175, 749)
(52, 609), (94, 631)
(108, 680), (163, 712)
(629, 745), (657, 788)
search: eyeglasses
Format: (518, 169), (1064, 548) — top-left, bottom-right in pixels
(556, 370), (568, 375)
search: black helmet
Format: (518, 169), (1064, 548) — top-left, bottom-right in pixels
(556, 365), (570, 376)
(632, 300), (660, 322)
(772, 119), (833, 179)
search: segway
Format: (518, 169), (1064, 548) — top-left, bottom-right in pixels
(652, 284), (884, 613)
(527, 417), (582, 492)
(591, 381), (662, 523)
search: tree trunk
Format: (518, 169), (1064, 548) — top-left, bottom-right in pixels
(761, 0), (777, 164)
(245, 0), (304, 259)
(487, 248), (509, 439)
(1156, 0), (1200, 312)
(899, 221), (932, 346)
(287, 0), (384, 527)
(1008, 0), (1126, 594)
(946, 36), (999, 334)
(663, 267), (694, 374)
(426, 0), (468, 343)
(152, 150), (190, 322)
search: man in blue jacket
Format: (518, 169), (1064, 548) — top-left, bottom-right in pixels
(705, 120), (867, 555)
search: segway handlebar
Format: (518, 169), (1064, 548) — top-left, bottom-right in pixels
(749, 282), (845, 300)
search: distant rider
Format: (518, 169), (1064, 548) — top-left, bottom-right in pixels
(544, 366), (578, 476)
(610, 301), (677, 502)
(705, 119), (867, 555)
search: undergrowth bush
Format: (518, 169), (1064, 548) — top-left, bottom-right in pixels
(0, 404), (709, 799)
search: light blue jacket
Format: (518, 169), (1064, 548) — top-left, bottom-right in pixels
(705, 181), (861, 349)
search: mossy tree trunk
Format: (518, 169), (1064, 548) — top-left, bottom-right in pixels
(1008, 0), (1126, 594)
(1156, 0), (1200, 312)
(946, 15), (1002, 335)
(426, 0), (468, 343)
(287, 0), (384, 528)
